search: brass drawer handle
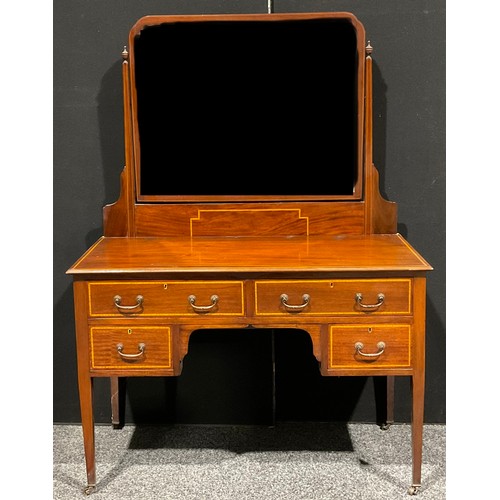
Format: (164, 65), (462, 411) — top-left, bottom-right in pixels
(117, 343), (146, 359)
(280, 293), (310, 311)
(188, 294), (219, 312)
(355, 292), (385, 310)
(354, 341), (386, 358)
(114, 295), (144, 311)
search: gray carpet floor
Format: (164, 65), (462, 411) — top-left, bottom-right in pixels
(53, 422), (445, 499)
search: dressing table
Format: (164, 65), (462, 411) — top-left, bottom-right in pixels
(67, 12), (432, 495)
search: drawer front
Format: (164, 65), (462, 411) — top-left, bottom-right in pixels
(88, 281), (244, 317)
(90, 326), (172, 370)
(328, 324), (411, 369)
(254, 279), (411, 316)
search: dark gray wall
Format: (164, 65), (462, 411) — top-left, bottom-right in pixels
(54, 0), (445, 424)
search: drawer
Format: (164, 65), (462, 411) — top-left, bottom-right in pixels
(328, 324), (411, 369)
(90, 326), (172, 370)
(254, 279), (411, 316)
(88, 281), (244, 317)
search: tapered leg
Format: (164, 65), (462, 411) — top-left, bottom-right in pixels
(409, 370), (424, 495)
(374, 375), (395, 429)
(382, 375), (395, 430)
(78, 373), (96, 494)
(110, 377), (120, 428)
(73, 281), (96, 493)
(408, 277), (426, 495)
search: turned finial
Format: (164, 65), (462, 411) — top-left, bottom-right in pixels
(122, 46), (128, 60)
(366, 41), (373, 56)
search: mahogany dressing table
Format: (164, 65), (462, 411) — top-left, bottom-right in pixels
(67, 12), (432, 496)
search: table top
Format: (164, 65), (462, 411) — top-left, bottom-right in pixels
(67, 234), (432, 278)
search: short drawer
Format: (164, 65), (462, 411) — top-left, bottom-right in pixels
(328, 324), (411, 369)
(90, 326), (172, 370)
(88, 281), (245, 317)
(254, 279), (411, 316)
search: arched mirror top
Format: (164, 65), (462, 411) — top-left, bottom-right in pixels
(125, 12), (366, 203)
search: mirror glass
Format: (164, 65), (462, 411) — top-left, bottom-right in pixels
(132, 17), (360, 200)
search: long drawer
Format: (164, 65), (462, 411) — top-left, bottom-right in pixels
(88, 281), (245, 317)
(328, 324), (411, 369)
(254, 279), (411, 316)
(89, 326), (172, 370)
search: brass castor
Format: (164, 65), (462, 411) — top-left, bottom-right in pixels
(408, 485), (421, 495)
(83, 485), (96, 495)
